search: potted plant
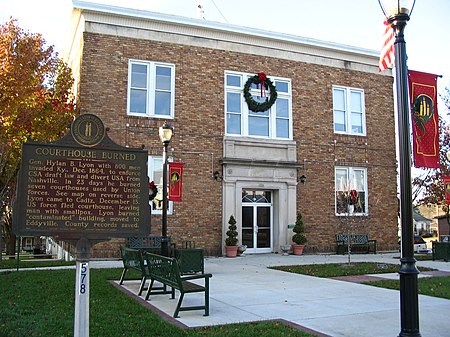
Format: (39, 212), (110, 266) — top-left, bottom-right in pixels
(292, 212), (307, 255)
(225, 215), (239, 257)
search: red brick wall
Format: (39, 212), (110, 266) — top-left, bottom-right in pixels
(77, 32), (398, 256)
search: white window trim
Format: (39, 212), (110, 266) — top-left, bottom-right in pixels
(224, 70), (293, 140)
(127, 59), (175, 119)
(335, 166), (368, 216)
(148, 156), (173, 215)
(332, 85), (366, 136)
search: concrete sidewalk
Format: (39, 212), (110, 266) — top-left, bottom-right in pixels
(115, 253), (450, 337)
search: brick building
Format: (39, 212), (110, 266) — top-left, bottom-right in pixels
(65, 1), (399, 257)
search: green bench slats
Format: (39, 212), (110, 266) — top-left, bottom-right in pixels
(144, 252), (212, 318)
(119, 247), (168, 296)
(335, 234), (377, 254)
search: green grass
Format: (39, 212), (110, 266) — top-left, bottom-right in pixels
(364, 276), (450, 300)
(0, 257), (75, 269)
(272, 261), (450, 300)
(0, 268), (315, 337)
(270, 262), (430, 278)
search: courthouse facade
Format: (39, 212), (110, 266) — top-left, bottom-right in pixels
(65, 1), (399, 257)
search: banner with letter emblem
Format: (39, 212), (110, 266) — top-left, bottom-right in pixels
(168, 162), (184, 202)
(408, 70), (440, 168)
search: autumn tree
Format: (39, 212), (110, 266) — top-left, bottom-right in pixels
(412, 86), (450, 208)
(0, 19), (76, 255)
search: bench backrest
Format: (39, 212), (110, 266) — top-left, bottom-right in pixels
(120, 246), (145, 271)
(126, 236), (166, 249)
(336, 234), (369, 245)
(144, 252), (182, 289)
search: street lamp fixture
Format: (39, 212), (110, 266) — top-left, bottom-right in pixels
(159, 122), (173, 256)
(377, 1), (420, 336)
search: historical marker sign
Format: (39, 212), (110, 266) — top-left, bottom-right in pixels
(13, 114), (151, 239)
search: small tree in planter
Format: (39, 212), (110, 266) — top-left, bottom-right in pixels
(225, 215), (239, 257)
(292, 212), (307, 255)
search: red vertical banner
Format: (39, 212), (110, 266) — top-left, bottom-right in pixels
(408, 70), (440, 168)
(445, 177), (450, 205)
(168, 162), (184, 202)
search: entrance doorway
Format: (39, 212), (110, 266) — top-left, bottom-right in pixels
(242, 190), (273, 253)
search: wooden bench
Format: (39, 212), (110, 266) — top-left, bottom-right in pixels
(335, 234), (377, 254)
(143, 252), (212, 318)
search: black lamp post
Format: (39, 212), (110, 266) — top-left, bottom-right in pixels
(378, 1), (420, 336)
(159, 122), (173, 256)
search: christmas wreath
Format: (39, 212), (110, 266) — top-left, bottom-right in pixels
(149, 181), (158, 201)
(243, 72), (277, 112)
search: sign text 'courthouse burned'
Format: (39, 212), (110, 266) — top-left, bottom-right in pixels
(13, 114), (150, 238)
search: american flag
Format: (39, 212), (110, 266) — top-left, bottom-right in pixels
(379, 21), (395, 72)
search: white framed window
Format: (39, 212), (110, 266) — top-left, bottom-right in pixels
(335, 167), (367, 215)
(333, 86), (365, 135)
(128, 60), (175, 118)
(225, 71), (292, 139)
(148, 156), (173, 214)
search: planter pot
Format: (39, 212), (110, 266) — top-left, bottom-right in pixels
(292, 244), (305, 255)
(225, 245), (239, 258)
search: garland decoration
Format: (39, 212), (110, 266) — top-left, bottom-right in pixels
(243, 72), (277, 112)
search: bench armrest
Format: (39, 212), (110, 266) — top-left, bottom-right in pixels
(181, 273), (212, 281)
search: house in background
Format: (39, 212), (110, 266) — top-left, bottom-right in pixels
(63, 1), (399, 257)
(413, 207), (432, 236)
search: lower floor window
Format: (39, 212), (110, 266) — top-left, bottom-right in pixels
(335, 167), (367, 215)
(148, 156), (172, 214)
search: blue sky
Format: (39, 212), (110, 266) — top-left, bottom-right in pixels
(1, 0), (449, 92)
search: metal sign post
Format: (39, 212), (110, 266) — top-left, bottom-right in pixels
(74, 237), (91, 337)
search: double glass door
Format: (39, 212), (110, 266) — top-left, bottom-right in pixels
(242, 190), (272, 253)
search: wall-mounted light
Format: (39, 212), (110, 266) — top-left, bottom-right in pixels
(212, 170), (223, 181)
(299, 175), (307, 185)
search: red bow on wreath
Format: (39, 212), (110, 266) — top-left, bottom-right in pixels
(258, 72), (267, 97)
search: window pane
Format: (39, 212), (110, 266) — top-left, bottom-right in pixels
(274, 81), (288, 93)
(156, 66), (171, 90)
(333, 89), (345, 110)
(227, 74), (241, 87)
(249, 116), (269, 136)
(152, 158), (163, 185)
(334, 111), (346, 132)
(335, 169), (348, 191)
(130, 89), (147, 113)
(227, 92), (241, 113)
(131, 64), (147, 88)
(352, 169), (365, 190)
(155, 91), (171, 115)
(276, 98), (288, 118)
(276, 119), (289, 138)
(350, 91), (362, 112)
(227, 113), (241, 134)
(351, 113), (363, 134)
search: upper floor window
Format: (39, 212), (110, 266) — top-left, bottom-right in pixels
(128, 60), (175, 118)
(333, 86), (365, 135)
(335, 166), (367, 215)
(225, 71), (292, 139)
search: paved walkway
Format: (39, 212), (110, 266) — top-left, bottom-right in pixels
(112, 253), (450, 337)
